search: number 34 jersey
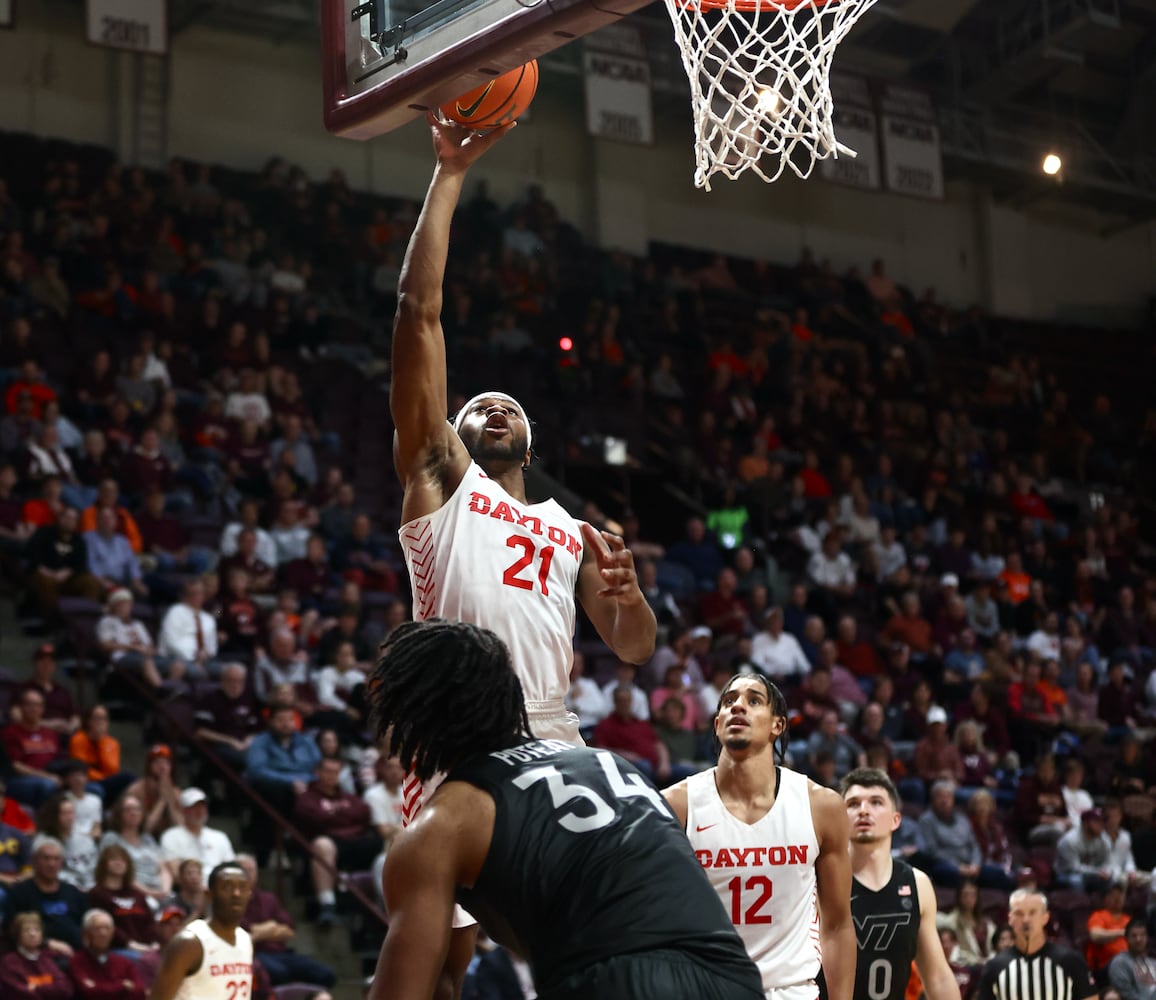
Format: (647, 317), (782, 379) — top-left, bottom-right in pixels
(399, 461), (583, 707)
(449, 740), (761, 997)
(685, 766), (822, 998)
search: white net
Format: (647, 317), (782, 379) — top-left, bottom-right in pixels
(662, 0), (879, 190)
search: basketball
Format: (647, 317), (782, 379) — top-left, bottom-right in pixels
(440, 61), (538, 130)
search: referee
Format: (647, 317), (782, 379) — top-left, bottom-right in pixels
(977, 889), (1098, 1000)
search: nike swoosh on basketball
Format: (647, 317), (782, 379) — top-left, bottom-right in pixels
(696, 823), (717, 832)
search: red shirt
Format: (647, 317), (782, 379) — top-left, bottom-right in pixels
(799, 468), (831, 499)
(697, 591), (749, 637)
(292, 784), (373, 841)
(4, 381), (57, 418)
(2, 722), (60, 770)
(87, 884), (157, 948)
(837, 639), (882, 678)
(17, 681), (75, 727)
(69, 946), (145, 998)
(0, 949), (73, 1000)
(593, 714), (659, 769)
(1, 797), (35, 833)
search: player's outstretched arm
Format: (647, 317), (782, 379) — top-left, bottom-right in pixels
(147, 932), (202, 1000)
(812, 786), (856, 1000)
(391, 116), (514, 493)
(912, 868), (961, 1000)
(577, 523), (657, 664)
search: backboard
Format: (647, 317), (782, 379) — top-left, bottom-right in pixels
(321, 0), (653, 139)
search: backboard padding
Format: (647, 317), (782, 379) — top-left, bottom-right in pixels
(322, 0), (654, 139)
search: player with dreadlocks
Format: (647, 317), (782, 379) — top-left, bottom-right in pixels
(365, 618), (764, 1000)
(663, 674), (855, 1000)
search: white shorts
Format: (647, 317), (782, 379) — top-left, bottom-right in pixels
(525, 701), (584, 746)
(765, 982), (818, 1000)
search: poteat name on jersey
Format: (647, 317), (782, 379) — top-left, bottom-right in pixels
(467, 493), (582, 559)
(491, 740), (575, 765)
(696, 845), (811, 868)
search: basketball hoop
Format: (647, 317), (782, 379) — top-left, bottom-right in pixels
(662, 0), (879, 190)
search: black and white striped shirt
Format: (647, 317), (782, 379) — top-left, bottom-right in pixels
(978, 943), (1098, 1000)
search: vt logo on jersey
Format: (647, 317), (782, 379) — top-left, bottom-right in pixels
(852, 908), (912, 949)
(467, 493), (582, 559)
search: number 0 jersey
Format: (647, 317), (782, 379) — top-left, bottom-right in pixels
(850, 859), (921, 1000)
(685, 766), (822, 998)
(448, 739), (763, 998)
(399, 461), (583, 708)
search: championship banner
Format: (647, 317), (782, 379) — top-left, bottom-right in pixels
(0, 0), (12, 28)
(821, 73), (880, 190)
(87, 0), (167, 54)
(583, 46), (654, 146)
(878, 83), (943, 200)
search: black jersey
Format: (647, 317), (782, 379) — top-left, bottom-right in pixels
(851, 858), (921, 1000)
(449, 738), (763, 998)
(977, 942), (1097, 1000)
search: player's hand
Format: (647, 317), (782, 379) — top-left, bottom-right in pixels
(581, 523), (642, 604)
(427, 112), (515, 173)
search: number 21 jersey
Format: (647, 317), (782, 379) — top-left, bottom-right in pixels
(399, 461), (583, 707)
(686, 766), (822, 998)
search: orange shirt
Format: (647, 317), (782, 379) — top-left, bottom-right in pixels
(67, 731), (122, 781)
(999, 569), (1031, 604)
(1085, 909), (1129, 971)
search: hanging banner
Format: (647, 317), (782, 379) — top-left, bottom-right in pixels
(583, 47), (654, 146)
(879, 82), (944, 199)
(87, 0), (168, 54)
(821, 73), (881, 190)
(0, 0), (12, 28)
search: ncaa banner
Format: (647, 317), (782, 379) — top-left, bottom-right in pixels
(879, 83), (944, 200)
(87, 0), (168, 54)
(821, 74), (880, 190)
(583, 48), (654, 146)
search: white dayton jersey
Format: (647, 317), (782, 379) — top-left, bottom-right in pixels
(176, 920), (253, 1000)
(686, 766), (822, 999)
(399, 461), (584, 708)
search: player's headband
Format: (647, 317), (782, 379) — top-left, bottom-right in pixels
(452, 391), (532, 451)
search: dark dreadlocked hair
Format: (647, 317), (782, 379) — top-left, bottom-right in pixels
(715, 673), (791, 764)
(368, 619), (531, 782)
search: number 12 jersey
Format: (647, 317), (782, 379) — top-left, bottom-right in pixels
(685, 766), (822, 999)
(399, 461), (583, 708)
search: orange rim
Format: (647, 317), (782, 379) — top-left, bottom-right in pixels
(679, 0), (833, 11)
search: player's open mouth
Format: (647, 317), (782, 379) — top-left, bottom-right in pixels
(726, 718), (749, 728)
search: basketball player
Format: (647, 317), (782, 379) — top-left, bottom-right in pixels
(391, 113), (656, 997)
(840, 768), (960, 1000)
(662, 675), (856, 1000)
(977, 888), (1097, 1000)
(366, 619), (764, 1000)
(391, 114), (656, 743)
(148, 860), (253, 1000)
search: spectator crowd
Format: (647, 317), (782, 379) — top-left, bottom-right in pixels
(0, 124), (1154, 999)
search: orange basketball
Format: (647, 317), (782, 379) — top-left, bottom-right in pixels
(440, 61), (538, 130)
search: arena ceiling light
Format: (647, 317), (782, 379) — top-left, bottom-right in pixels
(1042, 152), (1063, 176)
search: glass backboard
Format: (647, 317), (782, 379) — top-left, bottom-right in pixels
(322, 0), (653, 139)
